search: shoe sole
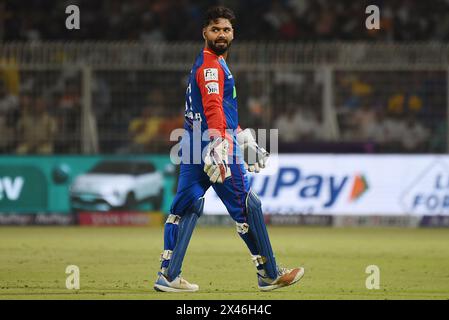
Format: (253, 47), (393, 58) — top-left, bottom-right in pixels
(259, 267), (305, 292)
(154, 284), (199, 293)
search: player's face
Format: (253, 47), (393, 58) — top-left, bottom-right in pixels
(203, 18), (234, 55)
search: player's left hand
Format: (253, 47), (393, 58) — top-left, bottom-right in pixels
(237, 129), (270, 173)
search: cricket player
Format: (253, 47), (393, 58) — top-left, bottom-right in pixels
(154, 6), (304, 292)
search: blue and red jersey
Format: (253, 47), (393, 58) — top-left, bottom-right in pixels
(184, 48), (239, 138)
(173, 49), (250, 220)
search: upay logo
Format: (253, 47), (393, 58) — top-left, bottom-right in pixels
(401, 160), (449, 214)
(349, 174), (369, 202)
(248, 167), (369, 208)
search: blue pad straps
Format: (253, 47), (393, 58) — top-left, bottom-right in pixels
(246, 190), (278, 279)
(166, 197), (204, 281)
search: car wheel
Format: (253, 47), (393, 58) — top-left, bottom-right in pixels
(151, 189), (164, 210)
(124, 192), (137, 210)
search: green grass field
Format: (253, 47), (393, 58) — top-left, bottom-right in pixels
(1, 226), (449, 300)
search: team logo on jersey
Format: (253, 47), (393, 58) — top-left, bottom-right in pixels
(205, 82), (219, 95)
(204, 68), (218, 81)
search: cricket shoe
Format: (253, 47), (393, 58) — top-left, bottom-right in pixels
(257, 266), (305, 291)
(154, 272), (199, 292)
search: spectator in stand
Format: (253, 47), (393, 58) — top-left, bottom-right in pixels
(0, 80), (18, 152)
(363, 109), (387, 145)
(127, 106), (163, 153)
(381, 111), (408, 152)
(54, 79), (82, 153)
(348, 104), (378, 141)
(16, 96), (57, 154)
(401, 115), (430, 152)
(2, 0), (449, 42)
(0, 79), (18, 113)
(274, 104), (322, 143)
(124, 89), (166, 153)
(158, 109), (185, 148)
(274, 107), (301, 143)
(245, 79), (270, 129)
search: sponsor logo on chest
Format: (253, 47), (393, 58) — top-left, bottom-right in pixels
(203, 68), (218, 81)
(205, 82), (219, 95)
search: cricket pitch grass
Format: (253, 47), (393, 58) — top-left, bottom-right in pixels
(1, 226), (449, 300)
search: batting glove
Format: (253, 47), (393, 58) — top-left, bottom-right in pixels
(204, 137), (231, 183)
(237, 128), (269, 173)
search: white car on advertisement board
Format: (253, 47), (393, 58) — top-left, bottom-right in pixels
(69, 160), (164, 211)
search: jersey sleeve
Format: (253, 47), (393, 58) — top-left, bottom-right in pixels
(196, 61), (226, 139)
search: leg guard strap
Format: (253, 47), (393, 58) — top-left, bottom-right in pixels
(166, 214), (181, 225)
(160, 250), (172, 262)
(251, 254), (266, 267)
(236, 222), (249, 234)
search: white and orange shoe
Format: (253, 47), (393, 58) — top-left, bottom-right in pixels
(154, 272), (199, 293)
(257, 266), (305, 291)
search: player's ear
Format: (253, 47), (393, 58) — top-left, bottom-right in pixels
(202, 29), (207, 40)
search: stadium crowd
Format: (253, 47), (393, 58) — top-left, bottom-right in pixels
(0, 67), (444, 154)
(1, 0), (449, 42)
(0, 0), (447, 154)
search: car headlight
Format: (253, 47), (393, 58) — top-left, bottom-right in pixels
(69, 183), (78, 193)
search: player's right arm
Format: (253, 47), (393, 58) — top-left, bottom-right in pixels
(196, 60), (230, 182)
(196, 61), (226, 139)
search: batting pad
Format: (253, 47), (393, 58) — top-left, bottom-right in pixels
(246, 190), (278, 279)
(166, 197), (204, 281)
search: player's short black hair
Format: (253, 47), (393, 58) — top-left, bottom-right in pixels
(203, 6), (236, 27)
